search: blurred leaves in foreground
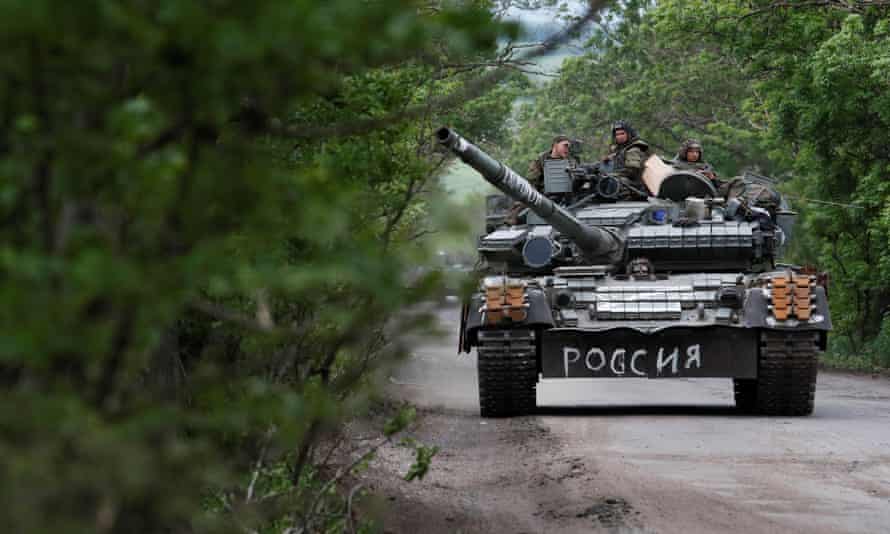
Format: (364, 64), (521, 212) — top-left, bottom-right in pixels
(0, 0), (529, 531)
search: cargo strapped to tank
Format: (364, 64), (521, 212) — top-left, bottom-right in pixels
(481, 279), (529, 324)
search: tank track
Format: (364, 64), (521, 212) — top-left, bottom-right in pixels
(733, 331), (819, 416)
(476, 328), (538, 417)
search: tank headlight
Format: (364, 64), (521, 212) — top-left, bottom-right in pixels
(597, 176), (621, 199)
(555, 290), (574, 308)
(522, 236), (553, 268)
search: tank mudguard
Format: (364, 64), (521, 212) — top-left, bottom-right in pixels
(743, 286), (832, 332)
(461, 288), (555, 352)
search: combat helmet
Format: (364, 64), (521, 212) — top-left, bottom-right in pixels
(611, 119), (638, 144)
(677, 138), (703, 162)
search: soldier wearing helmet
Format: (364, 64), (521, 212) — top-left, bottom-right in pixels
(602, 120), (650, 190)
(527, 134), (578, 191)
(674, 138), (718, 181)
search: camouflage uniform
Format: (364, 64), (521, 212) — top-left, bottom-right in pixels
(602, 120), (649, 197)
(674, 138), (724, 193)
(674, 139), (715, 175)
(673, 158), (717, 176)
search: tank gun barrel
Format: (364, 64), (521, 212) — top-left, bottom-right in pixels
(436, 127), (623, 262)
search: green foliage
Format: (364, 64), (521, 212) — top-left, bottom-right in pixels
(678, 3), (890, 349)
(823, 317), (890, 371)
(401, 438), (440, 482)
(0, 0), (525, 532)
(507, 0), (770, 176)
(383, 404), (417, 437)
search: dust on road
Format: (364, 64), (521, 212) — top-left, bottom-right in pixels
(363, 307), (890, 533)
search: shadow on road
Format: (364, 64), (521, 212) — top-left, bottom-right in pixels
(534, 404), (741, 416)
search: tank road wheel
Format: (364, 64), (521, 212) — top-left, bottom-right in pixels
(740, 331), (819, 416)
(476, 329), (538, 417)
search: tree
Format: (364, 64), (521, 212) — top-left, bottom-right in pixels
(0, 1), (535, 531)
(507, 0), (770, 177)
(656, 0), (890, 354)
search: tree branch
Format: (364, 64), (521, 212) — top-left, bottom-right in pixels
(273, 1), (610, 140)
(189, 298), (310, 339)
(735, 0), (890, 20)
(245, 426), (275, 503)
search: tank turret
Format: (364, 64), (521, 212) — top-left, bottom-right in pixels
(436, 127), (623, 264)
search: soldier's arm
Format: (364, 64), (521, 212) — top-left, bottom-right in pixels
(700, 163), (718, 181)
(527, 158), (544, 191)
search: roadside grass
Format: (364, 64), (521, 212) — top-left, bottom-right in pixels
(821, 322), (890, 374)
(201, 403), (436, 533)
(820, 351), (887, 373)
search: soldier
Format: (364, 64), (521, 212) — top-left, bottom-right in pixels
(602, 120), (650, 196)
(506, 135), (578, 225)
(527, 134), (578, 191)
(672, 138), (738, 200)
(673, 138), (717, 181)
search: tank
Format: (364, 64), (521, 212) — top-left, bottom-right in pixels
(437, 127), (831, 417)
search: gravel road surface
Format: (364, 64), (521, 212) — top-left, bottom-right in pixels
(364, 308), (890, 533)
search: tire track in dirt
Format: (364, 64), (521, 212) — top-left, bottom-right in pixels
(362, 308), (890, 533)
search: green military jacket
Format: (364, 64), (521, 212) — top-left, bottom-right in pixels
(605, 138), (649, 182)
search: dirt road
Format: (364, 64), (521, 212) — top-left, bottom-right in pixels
(365, 308), (890, 533)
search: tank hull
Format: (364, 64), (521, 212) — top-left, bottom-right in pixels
(465, 270), (828, 417)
